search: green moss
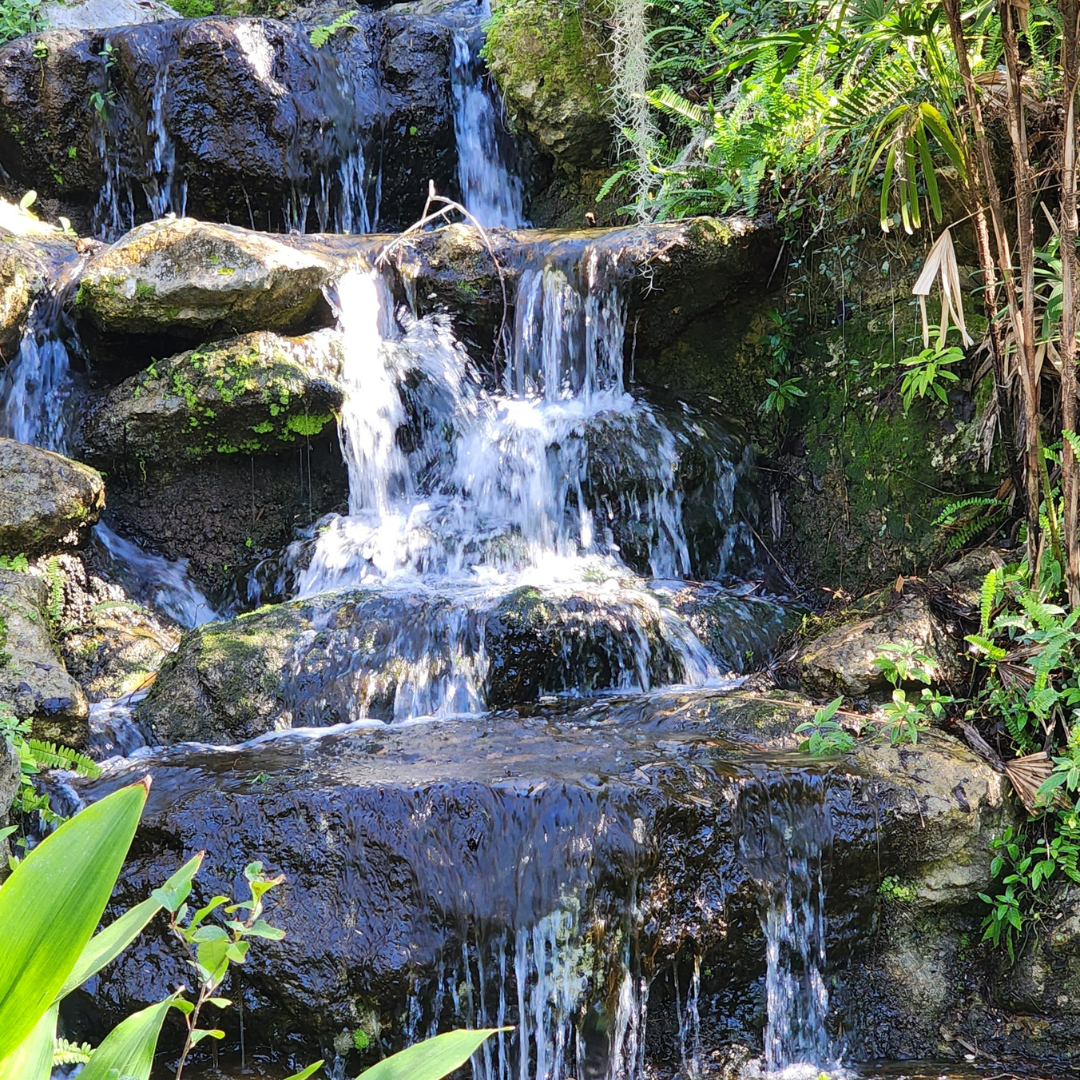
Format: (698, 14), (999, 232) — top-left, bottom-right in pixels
(285, 412), (333, 437)
(172, 0), (214, 15)
(134, 280), (156, 300)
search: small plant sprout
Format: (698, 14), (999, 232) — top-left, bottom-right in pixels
(795, 697), (857, 756)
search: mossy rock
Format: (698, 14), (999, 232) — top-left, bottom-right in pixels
(74, 217), (338, 339)
(80, 329), (344, 472)
(484, 0), (613, 169)
(0, 438), (104, 558)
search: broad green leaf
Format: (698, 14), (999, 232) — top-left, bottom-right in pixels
(285, 1063), (325, 1080)
(0, 780), (149, 1059)
(59, 853), (204, 999)
(78, 998), (175, 1080)
(0, 1004), (56, 1080)
(356, 1029), (509, 1080)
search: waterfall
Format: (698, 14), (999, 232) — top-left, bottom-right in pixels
(451, 20), (527, 229)
(0, 256), (87, 452)
(737, 773), (840, 1077)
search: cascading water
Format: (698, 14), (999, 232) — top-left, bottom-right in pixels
(737, 774), (840, 1077)
(288, 245), (765, 719)
(450, 17), (527, 229)
(0, 262), (84, 452)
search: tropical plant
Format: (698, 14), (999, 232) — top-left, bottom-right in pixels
(898, 346), (962, 413)
(309, 11), (356, 48)
(0, 775), (505, 1079)
(795, 697), (856, 755)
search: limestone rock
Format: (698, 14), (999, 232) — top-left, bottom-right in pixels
(40, 0), (180, 30)
(484, 0), (612, 168)
(789, 589), (967, 699)
(80, 329), (344, 470)
(0, 568), (89, 747)
(74, 218), (337, 338)
(68, 691), (1009, 1059)
(0, 438), (104, 557)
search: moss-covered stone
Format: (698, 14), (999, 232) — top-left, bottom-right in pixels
(484, 0), (613, 170)
(0, 438), (104, 558)
(74, 217), (337, 339)
(80, 329), (344, 471)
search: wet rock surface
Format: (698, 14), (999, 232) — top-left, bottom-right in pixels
(74, 218), (337, 338)
(137, 583), (759, 743)
(0, 568), (89, 747)
(67, 692), (1009, 1063)
(80, 329), (344, 471)
(0, 438), (104, 557)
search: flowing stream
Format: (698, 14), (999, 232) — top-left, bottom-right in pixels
(3, 20), (868, 1080)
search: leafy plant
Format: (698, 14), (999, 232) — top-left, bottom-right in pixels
(0, 0), (45, 45)
(795, 697), (856, 755)
(758, 375), (806, 417)
(898, 346), (963, 413)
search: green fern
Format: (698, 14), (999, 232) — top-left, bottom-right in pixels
(980, 567), (1000, 633)
(53, 1039), (93, 1066)
(309, 10), (355, 48)
(24, 739), (100, 778)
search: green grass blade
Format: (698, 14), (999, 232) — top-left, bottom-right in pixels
(59, 852), (203, 999)
(0, 780), (149, 1058)
(0, 1004), (56, 1080)
(78, 998), (174, 1080)
(355, 1029), (509, 1080)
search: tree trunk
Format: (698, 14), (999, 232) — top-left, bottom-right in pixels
(1062, 0), (1080, 604)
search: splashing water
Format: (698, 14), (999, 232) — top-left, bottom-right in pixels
(451, 20), (527, 229)
(736, 774), (840, 1077)
(93, 524), (220, 629)
(287, 246), (764, 719)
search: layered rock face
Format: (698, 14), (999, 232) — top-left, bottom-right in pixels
(69, 694), (1012, 1071)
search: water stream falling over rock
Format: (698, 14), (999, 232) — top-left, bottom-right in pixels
(737, 773), (839, 1077)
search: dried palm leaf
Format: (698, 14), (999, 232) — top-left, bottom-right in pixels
(1003, 751), (1064, 815)
(912, 227), (974, 350)
(997, 662), (1036, 692)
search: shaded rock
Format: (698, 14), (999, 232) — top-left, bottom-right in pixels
(80, 329), (344, 470)
(51, 550), (181, 702)
(74, 218), (337, 338)
(0, 568), (89, 747)
(40, 0), (180, 29)
(68, 692), (1009, 1064)
(0, 438), (104, 557)
(484, 0), (612, 169)
(0, 20), (358, 227)
(788, 588), (967, 699)
(0, 243), (31, 361)
(137, 582), (747, 743)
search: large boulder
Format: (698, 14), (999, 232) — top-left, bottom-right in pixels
(0, 568), (89, 747)
(40, 0), (181, 30)
(484, 0), (612, 169)
(80, 329), (344, 470)
(136, 582), (721, 743)
(0, 439), (104, 557)
(786, 586), (968, 699)
(66, 692), (1011, 1069)
(74, 218), (337, 338)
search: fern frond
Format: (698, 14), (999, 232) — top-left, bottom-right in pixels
(54, 1039), (94, 1066)
(25, 739), (101, 778)
(647, 85), (708, 126)
(981, 568), (1000, 633)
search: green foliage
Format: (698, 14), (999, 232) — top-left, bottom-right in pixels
(0, 700), (100, 849)
(878, 875), (918, 902)
(758, 376), (806, 417)
(898, 346), (962, 413)
(872, 641), (951, 745)
(309, 11), (356, 48)
(795, 697), (856, 755)
(0, 0), (45, 46)
(932, 498), (1010, 555)
(0, 555), (28, 572)
(172, 0), (214, 15)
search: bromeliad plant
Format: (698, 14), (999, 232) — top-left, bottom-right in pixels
(0, 776), (504, 1080)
